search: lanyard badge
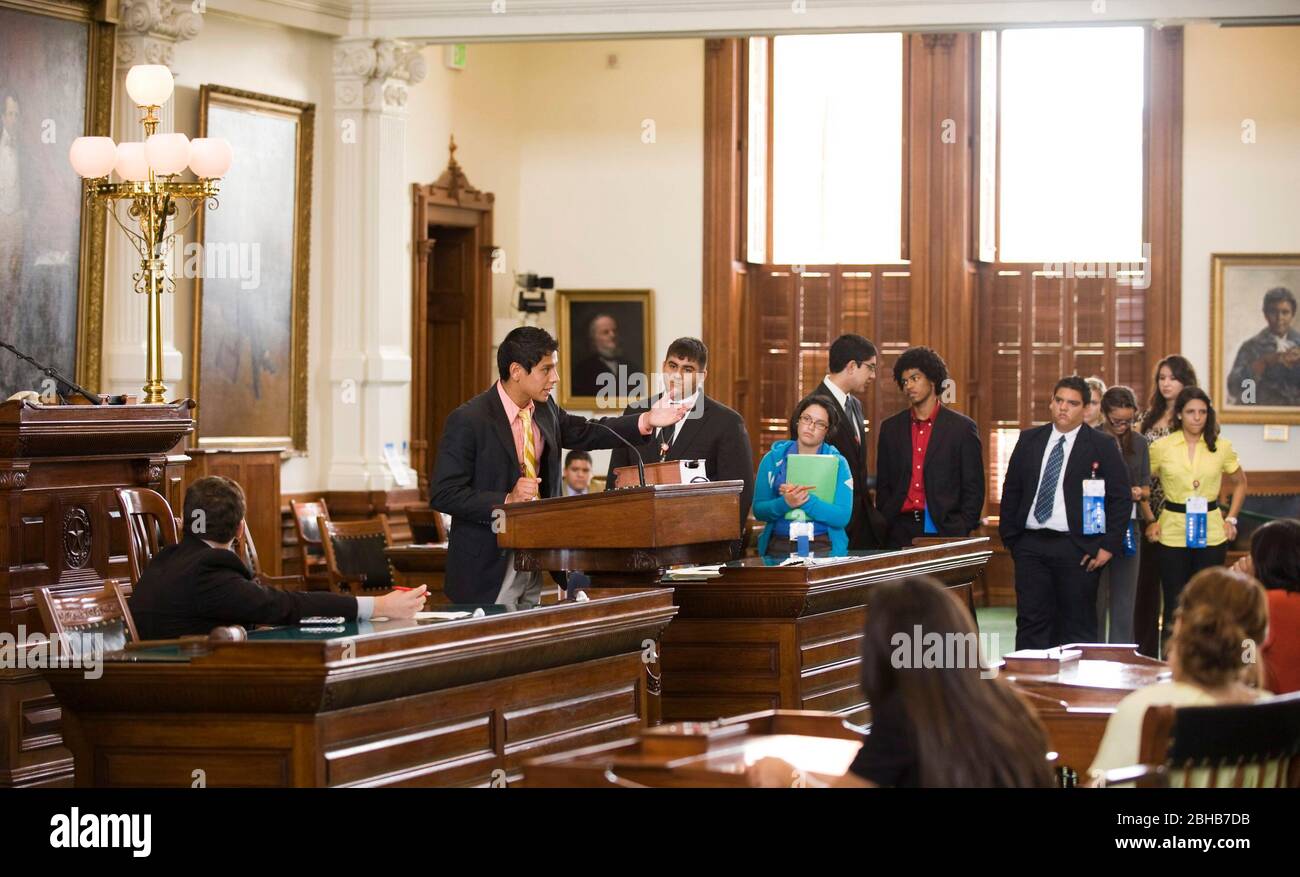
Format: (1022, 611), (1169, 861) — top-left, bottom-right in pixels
(1082, 462), (1106, 536)
(1185, 479), (1208, 548)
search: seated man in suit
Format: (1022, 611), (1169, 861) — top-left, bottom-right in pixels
(875, 346), (985, 548)
(605, 337), (754, 555)
(130, 477), (427, 639)
(999, 376), (1132, 649)
(816, 334), (886, 549)
(431, 326), (687, 608)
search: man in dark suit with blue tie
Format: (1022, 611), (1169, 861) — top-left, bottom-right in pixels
(430, 326), (687, 607)
(999, 375), (1132, 649)
(816, 334), (887, 549)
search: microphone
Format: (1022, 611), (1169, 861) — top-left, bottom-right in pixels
(0, 338), (103, 405)
(586, 419), (647, 488)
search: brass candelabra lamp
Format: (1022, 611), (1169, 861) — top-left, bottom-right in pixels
(69, 64), (232, 404)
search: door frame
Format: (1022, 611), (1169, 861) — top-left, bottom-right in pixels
(411, 161), (495, 499)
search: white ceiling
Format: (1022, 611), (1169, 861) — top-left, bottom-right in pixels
(208, 0), (1300, 41)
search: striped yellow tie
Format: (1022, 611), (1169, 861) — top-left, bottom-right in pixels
(520, 408), (537, 480)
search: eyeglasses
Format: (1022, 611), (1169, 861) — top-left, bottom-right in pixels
(1107, 417), (1134, 429)
(798, 415), (830, 432)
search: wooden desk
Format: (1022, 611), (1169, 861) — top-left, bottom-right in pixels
(44, 588), (676, 787)
(385, 544), (448, 603)
(0, 398), (195, 787)
(651, 539), (992, 726)
(524, 709), (865, 787)
(1003, 644), (1169, 777)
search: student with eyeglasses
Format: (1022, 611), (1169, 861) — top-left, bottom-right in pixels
(752, 394), (854, 558)
(1097, 386), (1153, 644)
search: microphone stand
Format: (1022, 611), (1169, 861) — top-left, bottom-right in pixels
(0, 339), (102, 405)
(587, 420), (647, 488)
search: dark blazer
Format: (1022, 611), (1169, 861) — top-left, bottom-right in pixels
(605, 393), (755, 542)
(998, 423), (1133, 557)
(430, 384), (647, 604)
(815, 379), (887, 549)
(875, 405), (985, 535)
(130, 533), (357, 639)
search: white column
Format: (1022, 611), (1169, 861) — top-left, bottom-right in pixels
(326, 39), (426, 490)
(102, 0), (201, 398)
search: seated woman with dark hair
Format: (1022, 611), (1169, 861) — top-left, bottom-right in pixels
(1089, 567), (1271, 781)
(1235, 518), (1300, 694)
(749, 576), (1055, 788)
(752, 394), (854, 558)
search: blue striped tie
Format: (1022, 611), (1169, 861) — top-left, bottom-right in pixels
(1033, 436), (1067, 524)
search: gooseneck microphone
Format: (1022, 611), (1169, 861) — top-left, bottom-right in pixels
(0, 339), (103, 405)
(586, 419), (647, 488)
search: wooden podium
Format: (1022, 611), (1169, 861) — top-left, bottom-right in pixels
(494, 480), (744, 576)
(0, 398), (195, 786)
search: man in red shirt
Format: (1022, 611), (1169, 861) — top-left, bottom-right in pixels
(874, 347), (986, 549)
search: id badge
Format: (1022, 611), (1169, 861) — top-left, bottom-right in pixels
(922, 506), (938, 535)
(1123, 520), (1138, 556)
(1185, 495), (1208, 548)
(1082, 478), (1106, 536)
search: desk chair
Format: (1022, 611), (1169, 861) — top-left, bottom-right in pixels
(234, 521), (307, 592)
(405, 507), (448, 544)
(1099, 691), (1300, 788)
(116, 487), (180, 584)
(36, 579), (138, 652)
(290, 498), (331, 588)
(319, 514), (396, 595)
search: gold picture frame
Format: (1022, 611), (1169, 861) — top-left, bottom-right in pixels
(1210, 252), (1300, 425)
(0, 0), (113, 393)
(192, 85), (313, 450)
(556, 289), (654, 411)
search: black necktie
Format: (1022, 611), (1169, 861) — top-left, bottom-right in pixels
(847, 395), (864, 446)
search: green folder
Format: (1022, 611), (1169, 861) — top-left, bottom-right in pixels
(786, 454), (839, 505)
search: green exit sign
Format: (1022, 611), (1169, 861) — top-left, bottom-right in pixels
(444, 44), (467, 70)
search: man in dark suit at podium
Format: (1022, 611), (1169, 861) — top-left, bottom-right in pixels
(430, 326), (687, 608)
(875, 346), (985, 548)
(816, 334), (886, 548)
(605, 337), (754, 555)
(999, 376), (1132, 649)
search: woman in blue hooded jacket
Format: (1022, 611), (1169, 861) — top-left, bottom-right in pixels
(753, 394), (855, 557)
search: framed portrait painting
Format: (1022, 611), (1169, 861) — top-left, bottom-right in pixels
(193, 86), (313, 450)
(0, 0), (112, 395)
(1211, 253), (1300, 425)
(556, 289), (653, 411)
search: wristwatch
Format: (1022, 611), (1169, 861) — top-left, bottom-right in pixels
(1225, 516), (1239, 525)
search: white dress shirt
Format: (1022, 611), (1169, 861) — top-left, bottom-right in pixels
(1024, 424), (1082, 532)
(660, 389), (700, 445)
(821, 375), (849, 411)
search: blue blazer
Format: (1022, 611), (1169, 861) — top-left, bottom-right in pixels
(753, 439), (854, 556)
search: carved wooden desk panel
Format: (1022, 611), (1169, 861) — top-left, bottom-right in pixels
(652, 539), (992, 726)
(0, 399), (195, 787)
(44, 588), (676, 787)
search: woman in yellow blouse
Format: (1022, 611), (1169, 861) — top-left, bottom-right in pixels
(1146, 387), (1248, 639)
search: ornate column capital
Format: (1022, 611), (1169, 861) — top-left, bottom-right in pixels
(333, 38), (428, 114)
(116, 0), (204, 70)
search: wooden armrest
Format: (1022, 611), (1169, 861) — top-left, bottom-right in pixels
(259, 573), (308, 592)
(1095, 764), (1169, 788)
